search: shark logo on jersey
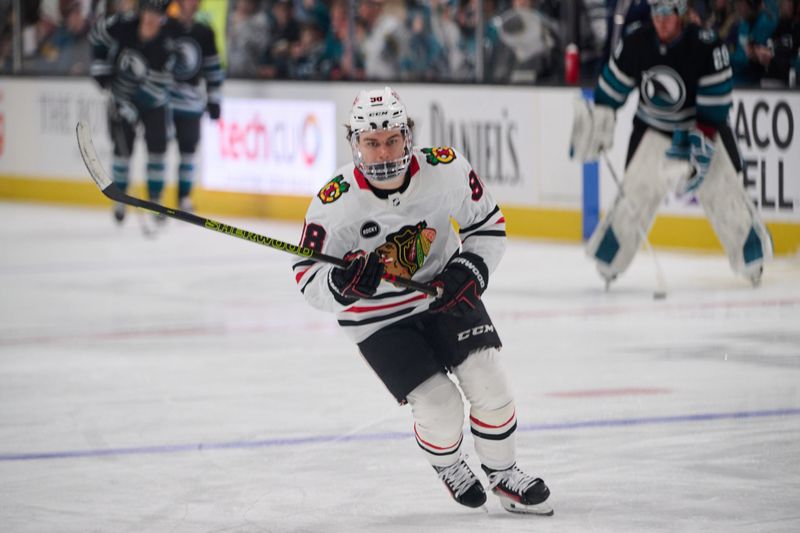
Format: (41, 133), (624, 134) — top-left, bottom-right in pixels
(376, 222), (437, 279)
(173, 37), (202, 81)
(641, 66), (686, 114)
(318, 175), (350, 204)
(422, 147), (456, 166)
(116, 49), (148, 81)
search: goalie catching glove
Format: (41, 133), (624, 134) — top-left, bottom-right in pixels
(569, 98), (615, 162)
(428, 252), (489, 317)
(329, 250), (385, 302)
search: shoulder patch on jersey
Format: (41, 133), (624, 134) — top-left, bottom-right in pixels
(376, 221), (436, 279)
(421, 147), (457, 166)
(625, 21), (642, 36)
(698, 28), (715, 44)
(317, 175), (350, 204)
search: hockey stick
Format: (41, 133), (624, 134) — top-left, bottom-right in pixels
(601, 151), (668, 300)
(76, 121), (438, 297)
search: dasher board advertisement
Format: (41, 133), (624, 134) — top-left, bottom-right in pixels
(201, 97), (336, 195)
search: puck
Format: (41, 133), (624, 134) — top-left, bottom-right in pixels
(653, 291), (667, 300)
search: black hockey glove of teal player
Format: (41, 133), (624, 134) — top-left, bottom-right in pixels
(108, 93), (138, 125)
(428, 252), (489, 317)
(329, 250), (385, 303)
(207, 102), (221, 120)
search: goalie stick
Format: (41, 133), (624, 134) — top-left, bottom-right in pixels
(75, 121), (438, 297)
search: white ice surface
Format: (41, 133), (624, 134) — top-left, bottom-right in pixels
(1, 202), (799, 533)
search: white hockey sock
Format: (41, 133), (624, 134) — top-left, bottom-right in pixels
(469, 402), (517, 471)
(406, 373), (465, 468)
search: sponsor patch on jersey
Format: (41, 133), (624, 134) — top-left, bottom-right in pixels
(360, 221), (380, 239)
(422, 147), (456, 166)
(376, 222), (436, 279)
(318, 175), (350, 204)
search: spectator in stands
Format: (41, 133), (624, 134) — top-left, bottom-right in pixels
(290, 6), (329, 78)
(759, 0), (799, 86)
(456, 0), (509, 81)
(356, 0), (409, 80)
(732, 0), (779, 85)
(322, 0), (365, 80)
(0, 1), (12, 72)
(494, 0), (558, 83)
(21, 0), (56, 61)
(579, 0), (609, 81)
(706, 0), (740, 49)
(227, 0), (269, 77)
(429, 0), (464, 79)
(401, 3), (447, 80)
(93, 0), (137, 18)
(36, 0), (91, 74)
(259, 0), (300, 78)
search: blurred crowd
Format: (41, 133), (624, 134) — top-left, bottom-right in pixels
(1, 0), (798, 87)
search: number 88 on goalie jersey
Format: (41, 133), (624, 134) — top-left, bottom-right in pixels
(292, 146), (507, 343)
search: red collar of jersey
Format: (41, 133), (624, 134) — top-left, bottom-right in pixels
(352, 155), (420, 190)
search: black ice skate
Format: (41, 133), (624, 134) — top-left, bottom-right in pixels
(482, 464), (553, 515)
(434, 459), (486, 509)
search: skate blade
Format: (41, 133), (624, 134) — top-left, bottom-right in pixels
(498, 497), (554, 516)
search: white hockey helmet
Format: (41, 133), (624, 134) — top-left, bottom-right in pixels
(648, 0), (688, 15)
(349, 86), (413, 183)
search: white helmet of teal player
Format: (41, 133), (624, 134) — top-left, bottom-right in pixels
(648, 0), (688, 15)
(348, 86), (413, 183)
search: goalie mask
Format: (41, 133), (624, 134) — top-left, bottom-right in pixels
(349, 87), (413, 183)
(647, 0), (687, 15)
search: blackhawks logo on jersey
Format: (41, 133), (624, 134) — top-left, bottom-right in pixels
(376, 222), (437, 279)
(422, 147), (456, 166)
(318, 175), (350, 204)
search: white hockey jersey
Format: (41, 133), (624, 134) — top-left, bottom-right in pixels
(292, 146), (507, 343)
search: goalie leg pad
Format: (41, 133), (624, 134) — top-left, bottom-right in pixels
(406, 372), (465, 468)
(454, 348), (517, 471)
(586, 129), (676, 281)
(695, 138), (773, 280)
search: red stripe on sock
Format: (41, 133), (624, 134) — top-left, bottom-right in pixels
(470, 410), (516, 429)
(414, 424), (461, 451)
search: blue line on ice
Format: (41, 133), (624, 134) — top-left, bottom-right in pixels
(1, 408), (798, 462)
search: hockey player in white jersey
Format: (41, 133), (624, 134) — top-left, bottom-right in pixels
(570, 0), (773, 288)
(292, 87), (552, 515)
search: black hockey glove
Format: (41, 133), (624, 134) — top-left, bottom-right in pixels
(207, 102), (221, 120)
(329, 250), (385, 303)
(428, 252), (489, 317)
(95, 75), (112, 89)
(108, 94), (138, 125)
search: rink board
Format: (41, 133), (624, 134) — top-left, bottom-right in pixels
(0, 77), (797, 253)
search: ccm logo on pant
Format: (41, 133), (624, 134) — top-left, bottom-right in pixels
(457, 324), (495, 341)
